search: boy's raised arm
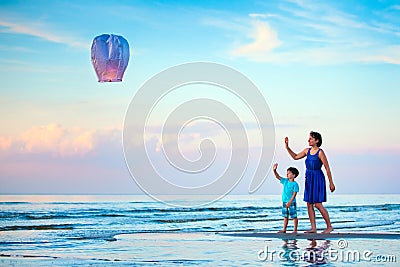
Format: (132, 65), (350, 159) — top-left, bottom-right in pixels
(273, 163), (281, 180)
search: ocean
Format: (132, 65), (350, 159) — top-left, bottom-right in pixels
(0, 194), (399, 266)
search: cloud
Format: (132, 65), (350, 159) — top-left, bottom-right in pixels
(359, 45), (400, 64)
(0, 136), (12, 150)
(0, 124), (133, 194)
(221, 1), (400, 64)
(0, 124), (121, 157)
(19, 124), (94, 156)
(0, 19), (87, 48)
(232, 21), (282, 59)
(249, 13), (278, 19)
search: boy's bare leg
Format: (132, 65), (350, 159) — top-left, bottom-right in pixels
(305, 203), (317, 233)
(292, 218), (298, 233)
(278, 217), (288, 233)
(315, 203), (333, 233)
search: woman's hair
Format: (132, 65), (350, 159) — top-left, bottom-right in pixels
(310, 131), (322, 147)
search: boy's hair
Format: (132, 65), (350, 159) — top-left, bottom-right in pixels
(287, 167), (299, 178)
(310, 131), (322, 147)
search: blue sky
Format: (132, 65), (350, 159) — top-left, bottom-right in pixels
(0, 0), (399, 195)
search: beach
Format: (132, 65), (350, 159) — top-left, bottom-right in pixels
(1, 194), (399, 266)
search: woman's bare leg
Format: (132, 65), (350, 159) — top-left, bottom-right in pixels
(305, 203), (317, 233)
(314, 202), (333, 233)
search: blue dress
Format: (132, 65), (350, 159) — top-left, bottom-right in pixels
(304, 148), (326, 203)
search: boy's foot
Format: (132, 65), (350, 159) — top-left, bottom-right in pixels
(278, 230), (286, 233)
(322, 227), (333, 234)
(292, 231), (298, 234)
(304, 229), (317, 233)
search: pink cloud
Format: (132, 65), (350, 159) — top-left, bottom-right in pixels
(0, 124), (134, 194)
(0, 124), (121, 157)
(19, 124), (94, 156)
(0, 136), (12, 150)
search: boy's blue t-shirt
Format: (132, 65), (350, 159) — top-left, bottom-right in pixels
(280, 178), (299, 203)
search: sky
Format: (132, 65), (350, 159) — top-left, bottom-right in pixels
(0, 0), (399, 196)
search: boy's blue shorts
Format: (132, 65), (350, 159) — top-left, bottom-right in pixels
(282, 202), (297, 219)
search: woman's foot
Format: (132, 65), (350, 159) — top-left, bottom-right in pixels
(322, 226), (333, 234)
(278, 230), (286, 233)
(304, 229), (317, 233)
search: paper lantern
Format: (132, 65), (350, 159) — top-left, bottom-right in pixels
(91, 34), (130, 82)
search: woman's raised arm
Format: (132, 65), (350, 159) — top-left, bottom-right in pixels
(285, 137), (307, 160)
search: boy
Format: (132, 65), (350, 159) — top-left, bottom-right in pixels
(273, 163), (299, 233)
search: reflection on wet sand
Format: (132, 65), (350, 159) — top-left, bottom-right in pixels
(280, 238), (331, 265)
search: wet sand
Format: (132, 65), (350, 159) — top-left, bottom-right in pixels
(220, 231), (400, 240)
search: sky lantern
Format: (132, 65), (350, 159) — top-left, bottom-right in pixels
(91, 34), (130, 82)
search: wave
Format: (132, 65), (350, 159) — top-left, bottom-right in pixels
(0, 206), (275, 221)
(153, 213), (271, 224)
(0, 202), (30, 205)
(67, 229), (188, 242)
(327, 220), (395, 230)
(0, 211), (129, 220)
(1, 203), (398, 218)
(0, 253), (59, 259)
(0, 224), (74, 231)
(330, 203), (400, 212)
(25, 214), (69, 220)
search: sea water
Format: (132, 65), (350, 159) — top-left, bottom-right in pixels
(0, 194), (399, 266)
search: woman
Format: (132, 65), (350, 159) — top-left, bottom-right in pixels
(285, 131), (335, 234)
